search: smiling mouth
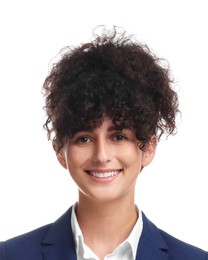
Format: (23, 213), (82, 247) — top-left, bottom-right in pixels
(85, 170), (122, 178)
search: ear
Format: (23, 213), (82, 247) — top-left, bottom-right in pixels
(142, 136), (157, 167)
(52, 141), (68, 169)
(57, 149), (67, 169)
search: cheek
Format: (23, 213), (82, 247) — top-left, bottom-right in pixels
(118, 146), (142, 167)
(66, 147), (90, 169)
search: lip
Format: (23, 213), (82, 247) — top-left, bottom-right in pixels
(85, 169), (122, 183)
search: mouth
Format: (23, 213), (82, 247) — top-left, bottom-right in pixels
(85, 169), (122, 179)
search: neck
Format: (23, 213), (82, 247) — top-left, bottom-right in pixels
(76, 192), (138, 257)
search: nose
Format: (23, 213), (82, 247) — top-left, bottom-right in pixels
(92, 138), (112, 164)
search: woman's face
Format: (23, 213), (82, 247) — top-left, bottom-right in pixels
(58, 117), (156, 203)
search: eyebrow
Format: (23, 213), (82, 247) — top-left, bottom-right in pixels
(107, 126), (117, 132)
(77, 125), (127, 133)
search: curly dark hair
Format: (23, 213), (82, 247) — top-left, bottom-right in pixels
(43, 27), (179, 153)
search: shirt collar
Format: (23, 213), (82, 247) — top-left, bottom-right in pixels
(71, 203), (83, 247)
(126, 206), (143, 258)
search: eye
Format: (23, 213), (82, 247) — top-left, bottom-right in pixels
(75, 136), (91, 144)
(113, 133), (127, 141)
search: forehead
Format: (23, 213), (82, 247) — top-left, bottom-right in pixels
(77, 117), (133, 133)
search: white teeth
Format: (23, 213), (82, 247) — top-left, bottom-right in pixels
(89, 171), (120, 178)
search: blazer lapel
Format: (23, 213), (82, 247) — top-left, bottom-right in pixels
(41, 207), (77, 260)
(136, 212), (169, 260)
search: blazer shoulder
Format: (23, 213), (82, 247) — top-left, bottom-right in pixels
(139, 212), (208, 260)
(0, 224), (52, 260)
(0, 207), (74, 260)
(159, 229), (208, 259)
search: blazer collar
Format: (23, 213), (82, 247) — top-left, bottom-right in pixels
(41, 207), (169, 260)
(41, 207), (77, 260)
(135, 212), (169, 260)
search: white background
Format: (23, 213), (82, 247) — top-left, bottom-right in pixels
(0, 0), (207, 251)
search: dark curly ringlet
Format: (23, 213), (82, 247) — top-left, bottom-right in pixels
(42, 27), (179, 153)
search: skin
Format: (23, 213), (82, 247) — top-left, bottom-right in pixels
(57, 117), (156, 259)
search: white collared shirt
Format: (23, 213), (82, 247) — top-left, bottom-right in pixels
(71, 203), (143, 260)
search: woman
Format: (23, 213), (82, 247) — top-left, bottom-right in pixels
(0, 27), (207, 260)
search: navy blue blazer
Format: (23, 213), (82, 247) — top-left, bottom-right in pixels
(0, 207), (207, 260)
